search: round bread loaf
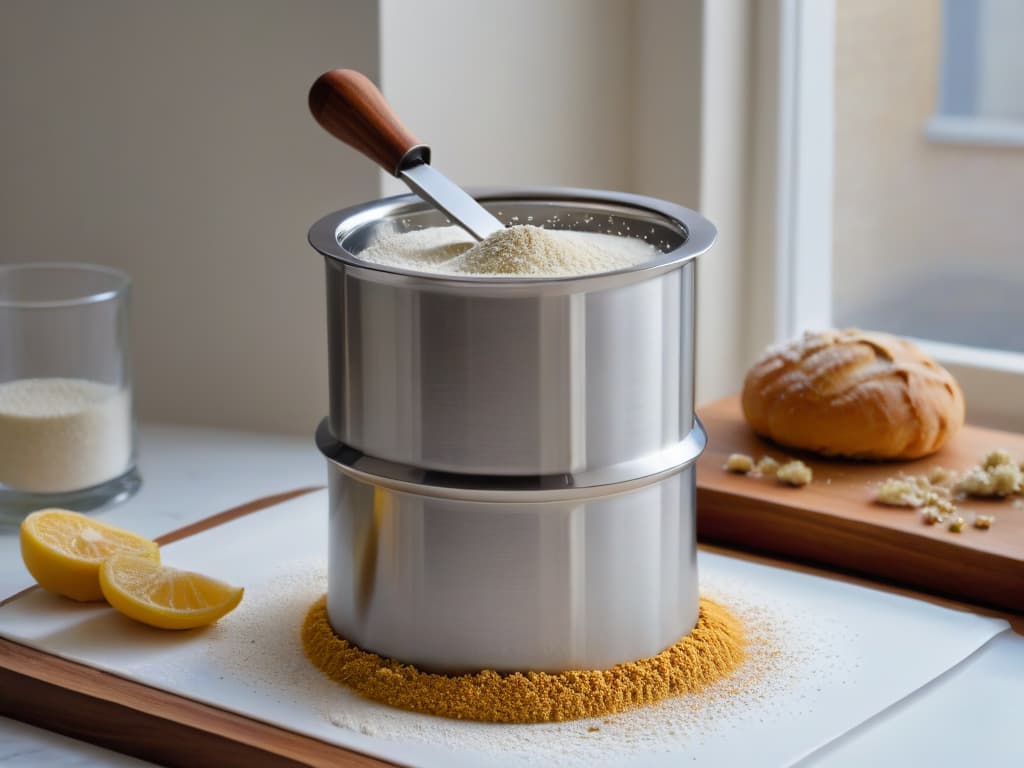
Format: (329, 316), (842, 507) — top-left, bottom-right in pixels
(741, 329), (965, 460)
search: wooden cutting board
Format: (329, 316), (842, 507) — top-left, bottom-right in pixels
(696, 396), (1024, 614)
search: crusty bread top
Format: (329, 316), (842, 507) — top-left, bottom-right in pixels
(741, 329), (965, 460)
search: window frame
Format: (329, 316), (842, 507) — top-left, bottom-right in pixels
(928, 0), (1024, 147)
(753, 0), (1024, 430)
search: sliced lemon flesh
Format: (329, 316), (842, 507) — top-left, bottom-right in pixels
(20, 509), (160, 601)
(100, 553), (243, 630)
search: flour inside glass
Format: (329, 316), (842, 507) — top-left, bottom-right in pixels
(0, 377), (132, 493)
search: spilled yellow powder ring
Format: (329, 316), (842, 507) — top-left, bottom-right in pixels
(302, 596), (746, 723)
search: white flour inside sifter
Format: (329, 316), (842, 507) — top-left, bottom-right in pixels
(0, 377), (132, 493)
(358, 225), (658, 277)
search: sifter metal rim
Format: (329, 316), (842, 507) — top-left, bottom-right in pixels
(316, 417), (707, 504)
(307, 186), (716, 293)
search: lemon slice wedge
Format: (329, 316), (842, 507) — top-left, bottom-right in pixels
(99, 553), (243, 630)
(20, 509), (160, 601)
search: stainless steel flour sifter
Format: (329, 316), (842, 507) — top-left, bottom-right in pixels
(310, 187), (715, 673)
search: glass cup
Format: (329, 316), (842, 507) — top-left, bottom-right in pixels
(0, 263), (140, 518)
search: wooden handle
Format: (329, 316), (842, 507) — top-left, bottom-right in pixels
(308, 69), (429, 176)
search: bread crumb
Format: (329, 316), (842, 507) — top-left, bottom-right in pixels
(929, 494), (957, 516)
(724, 453), (754, 474)
(776, 460), (812, 487)
(753, 456), (780, 476)
(876, 475), (953, 510)
(990, 463), (1023, 496)
(957, 467), (996, 497)
(973, 514), (995, 530)
(911, 474), (935, 491)
(877, 478), (927, 507)
(958, 463), (1022, 497)
(982, 449), (1014, 470)
(927, 466), (953, 486)
(921, 507), (944, 525)
(947, 517), (965, 533)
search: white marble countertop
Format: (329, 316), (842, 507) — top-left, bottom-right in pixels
(1, 423), (1020, 767)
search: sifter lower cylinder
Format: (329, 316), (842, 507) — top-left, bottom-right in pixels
(317, 419), (705, 674)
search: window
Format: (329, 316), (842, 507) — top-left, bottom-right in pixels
(927, 0), (1024, 146)
(753, 0), (1024, 430)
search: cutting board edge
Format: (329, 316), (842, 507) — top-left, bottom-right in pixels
(696, 486), (1024, 614)
(0, 634), (393, 768)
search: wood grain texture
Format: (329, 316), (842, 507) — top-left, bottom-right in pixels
(152, 486), (324, 546)
(0, 637), (392, 768)
(697, 395), (1024, 614)
(697, 541), (1024, 634)
(309, 69), (427, 176)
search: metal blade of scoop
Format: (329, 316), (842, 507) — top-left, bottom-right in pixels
(399, 163), (505, 241)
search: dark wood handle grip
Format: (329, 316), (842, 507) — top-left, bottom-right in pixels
(308, 69), (428, 176)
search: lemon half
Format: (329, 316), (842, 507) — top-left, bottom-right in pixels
(20, 509), (160, 601)
(99, 553), (243, 630)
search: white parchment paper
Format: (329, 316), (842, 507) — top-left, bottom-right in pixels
(0, 490), (1008, 767)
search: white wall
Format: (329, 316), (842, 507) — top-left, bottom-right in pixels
(630, 1), (703, 209)
(378, 0), (634, 194)
(630, 1), (754, 404)
(0, 0), (380, 434)
(379, 0), (747, 406)
(695, 0), (754, 403)
(2, 0), (755, 433)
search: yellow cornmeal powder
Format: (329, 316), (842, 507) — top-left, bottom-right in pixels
(301, 596), (746, 723)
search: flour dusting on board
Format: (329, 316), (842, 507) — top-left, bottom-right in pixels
(200, 560), (849, 766)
